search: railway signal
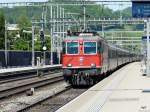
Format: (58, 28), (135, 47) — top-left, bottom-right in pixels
(40, 29), (44, 42)
(40, 29), (47, 51)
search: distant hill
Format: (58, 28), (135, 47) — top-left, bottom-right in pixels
(0, 2), (132, 24)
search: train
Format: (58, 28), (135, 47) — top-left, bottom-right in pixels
(62, 32), (141, 85)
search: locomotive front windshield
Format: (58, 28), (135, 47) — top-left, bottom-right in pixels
(84, 42), (97, 54)
(67, 42), (78, 54)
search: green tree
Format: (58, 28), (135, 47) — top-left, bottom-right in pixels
(13, 14), (32, 50)
(17, 14), (31, 41)
(0, 10), (5, 49)
(17, 14), (31, 30)
(13, 38), (28, 50)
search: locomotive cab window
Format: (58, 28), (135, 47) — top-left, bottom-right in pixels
(67, 42), (79, 54)
(84, 42), (97, 54)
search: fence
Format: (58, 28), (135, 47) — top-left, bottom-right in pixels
(0, 50), (58, 68)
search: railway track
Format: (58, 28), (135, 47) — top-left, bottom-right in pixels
(0, 64), (132, 112)
(17, 84), (72, 112)
(0, 64), (133, 112)
(0, 72), (88, 112)
(0, 72), (64, 99)
(0, 74), (37, 84)
(0, 69), (62, 84)
(0, 81), (71, 112)
(20, 87), (88, 112)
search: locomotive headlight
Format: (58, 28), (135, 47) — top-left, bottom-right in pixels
(79, 57), (84, 62)
(68, 64), (72, 67)
(91, 63), (96, 68)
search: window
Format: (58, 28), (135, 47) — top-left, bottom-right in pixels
(84, 42), (97, 54)
(67, 42), (78, 54)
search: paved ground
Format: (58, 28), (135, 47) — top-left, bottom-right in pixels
(100, 62), (150, 112)
(56, 62), (150, 112)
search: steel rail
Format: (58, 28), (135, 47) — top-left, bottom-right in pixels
(0, 73), (63, 99)
(0, 71), (62, 85)
(16, 85), (71, 112)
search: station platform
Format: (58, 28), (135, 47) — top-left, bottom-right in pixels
(0, 64), (61, 75)
(56, 62), (150, 112)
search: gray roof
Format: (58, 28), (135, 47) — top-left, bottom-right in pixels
(65, 36), (103, 41)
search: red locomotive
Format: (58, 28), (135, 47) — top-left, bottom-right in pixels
(62, 32), (139, 85)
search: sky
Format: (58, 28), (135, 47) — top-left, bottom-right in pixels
(0, 0), (48, 3)
(0, 0), (132, 11)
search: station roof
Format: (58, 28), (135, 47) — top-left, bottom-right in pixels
(7, 24), (19, 31)
(65, 31), (102, 41)
(65, 35), (102, 41)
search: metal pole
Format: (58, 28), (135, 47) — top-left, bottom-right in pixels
(62, 8), (65, 39)
(32, 22), (35, 67)
(57, 4), (59, 33)
(111, 32), (113, 44)
(83, 5), (86, 30)
(132, 36), (133, 52)
(147, 19), (150, 76)
(56, 4), (60, 64)
(58, 7), (62, 64)
(5, 20), (7, 68)
(44, 4), (47, 27)
(42, 8), (46, 65)
(54, 7), (56, 33)
(121, 32), (122, 48)
(60, 7), (62, 37)
(66, 14), (69, 30)
(102, 23), (104, 37)
(50, 1), (53, 65)
(119, 4), (122, 26)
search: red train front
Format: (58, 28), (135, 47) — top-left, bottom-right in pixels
(62, 32), (103, 85)
(62, 32), (141, 86)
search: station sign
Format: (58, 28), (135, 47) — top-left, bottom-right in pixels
(142, 36), (150, 41)
(132, 0), (150, 18)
